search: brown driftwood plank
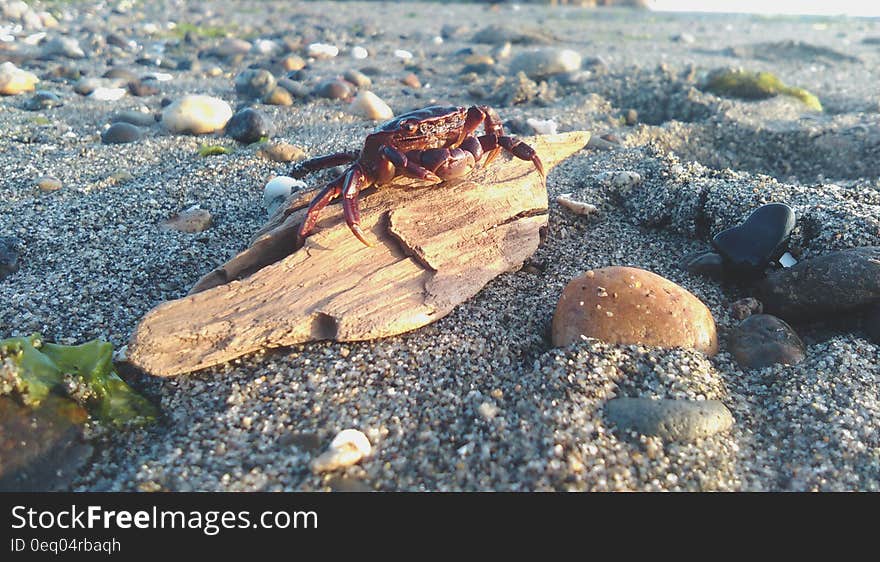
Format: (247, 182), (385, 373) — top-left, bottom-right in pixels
(127, 132), (591, 377)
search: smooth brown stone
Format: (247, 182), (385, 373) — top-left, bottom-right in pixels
(551, 266), (718, 355)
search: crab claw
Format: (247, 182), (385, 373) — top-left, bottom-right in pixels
(532, 154), (545, 178)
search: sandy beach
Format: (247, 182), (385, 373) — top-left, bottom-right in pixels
(1, 0), (878, 491)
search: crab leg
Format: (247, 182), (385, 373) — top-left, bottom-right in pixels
(290, 150), (360, 179)
(298, 175), (344, 241)
(381, 145), (441, 183)
(478, 134), (545, 178)
(340, 165), (374, 247)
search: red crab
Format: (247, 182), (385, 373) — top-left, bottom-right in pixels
(291, 105), (545, 246)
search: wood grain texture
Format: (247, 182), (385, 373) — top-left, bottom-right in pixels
(127, 132), (590, 377)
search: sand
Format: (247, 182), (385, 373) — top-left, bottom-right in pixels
(1, 0), (878, 491)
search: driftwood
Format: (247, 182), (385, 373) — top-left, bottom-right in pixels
(127, 132), (591, 377)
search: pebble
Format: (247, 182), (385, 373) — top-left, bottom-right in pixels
(234, 68), (277, 99)
(101, 122), (143, 144)
(258, 142), (306, 163)
(683, 251), (724, 279)
(314, 79), (353, 100)
(525, 117), (557, 135)
(262, 86), (293, 106)
(350, 90), (393, 121)
(712, 203), (795, 277)
(0, 237), (21, 280)
(279, 54), (306, 72)
(509, 48), (582, 79)
(730, 297), (763, 321)
(491, 42), (512, 60)
(73, 77), (102, 96)
(111, 110), (156, 127)
(89, 87), (127, 101)
(343, 69), (371, 89)
(251, 39), (280, 56)
(308, 43), (338, 58)
(728, 314), (806, 370)
(103, 67), (138, 82)
(0, 396), (92, 492)
(263, 176), (306, 216)
(0, 62), (38, 95)
(310, 429), (372, 473)
(35, 176), (62, 192)
(211, 38), (251, 58)
(41, 36), (85, 59)
(605, 398), (735, 441)
(127, 79), (159, 97)
(401, 72), (421, 89)
(394, 49), (413, 60)
(161, 95), (232, 135)
(596, 170), (642, 193)
(758, 246), (880, 321)
(160, 206), (212, 233)
(225, 108), (273, 144)
(557, 194), (597, 216)
(624, 108), (639, 125)
(22, 90), (62, 110)
(277, 78), (310, 99)
(551, 266), (718, 355)
(350, 46), (369, 59)
(866, 305), (880, 343)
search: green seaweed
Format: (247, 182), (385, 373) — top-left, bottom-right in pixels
(169, 22), (231, 39)
(703, 69), (823, 112)
(198, 144), (231, 157)
(0, 334), (156, 426)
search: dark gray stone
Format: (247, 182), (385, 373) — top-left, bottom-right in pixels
(0, 237), (21, 281)
(712, 203), (795, 277)
(226, 108), (273, 144)
(23, 90), (62, 111)
(101, 122), (143, 144)
(758, 246), (880, 321)
(865, 304), (880, 344)
(605, 398), (734, 441)
(111, 110), (156, 127)
(728, 314), (806, 370)
(234, 68), (277, 99)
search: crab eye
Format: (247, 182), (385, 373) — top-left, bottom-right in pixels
(402, 120), (418, 132)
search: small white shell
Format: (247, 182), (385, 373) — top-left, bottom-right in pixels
(557, 193), (598, 216)
(310, 429), (372, 473)
(263, 175), (306, 216)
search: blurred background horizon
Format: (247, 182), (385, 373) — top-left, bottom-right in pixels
(648, 0), (880, 18)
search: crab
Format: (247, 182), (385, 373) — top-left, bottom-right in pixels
(291, 105), (545, 246)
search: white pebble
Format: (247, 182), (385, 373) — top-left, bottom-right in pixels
(308, 42), (338, 58)
(350, 46), (369, 59)
(310, 429), (372, 473)
(147, 72), (173, 82)
(263, 176), (306, 216)
(526, 117), (558, 135)
(596, 170), (642, 194)
(557, 193), (598, 216)
(350, 90), (394, 121)
(478, 402), (500, 421)
(161, 95), (233, 135)
(251, 39), (280, 56)
(89, 87), (127, 101)
(432, 36), (443, 45)
(0, 61), (38, 95)
(394, 49), (413, 60)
